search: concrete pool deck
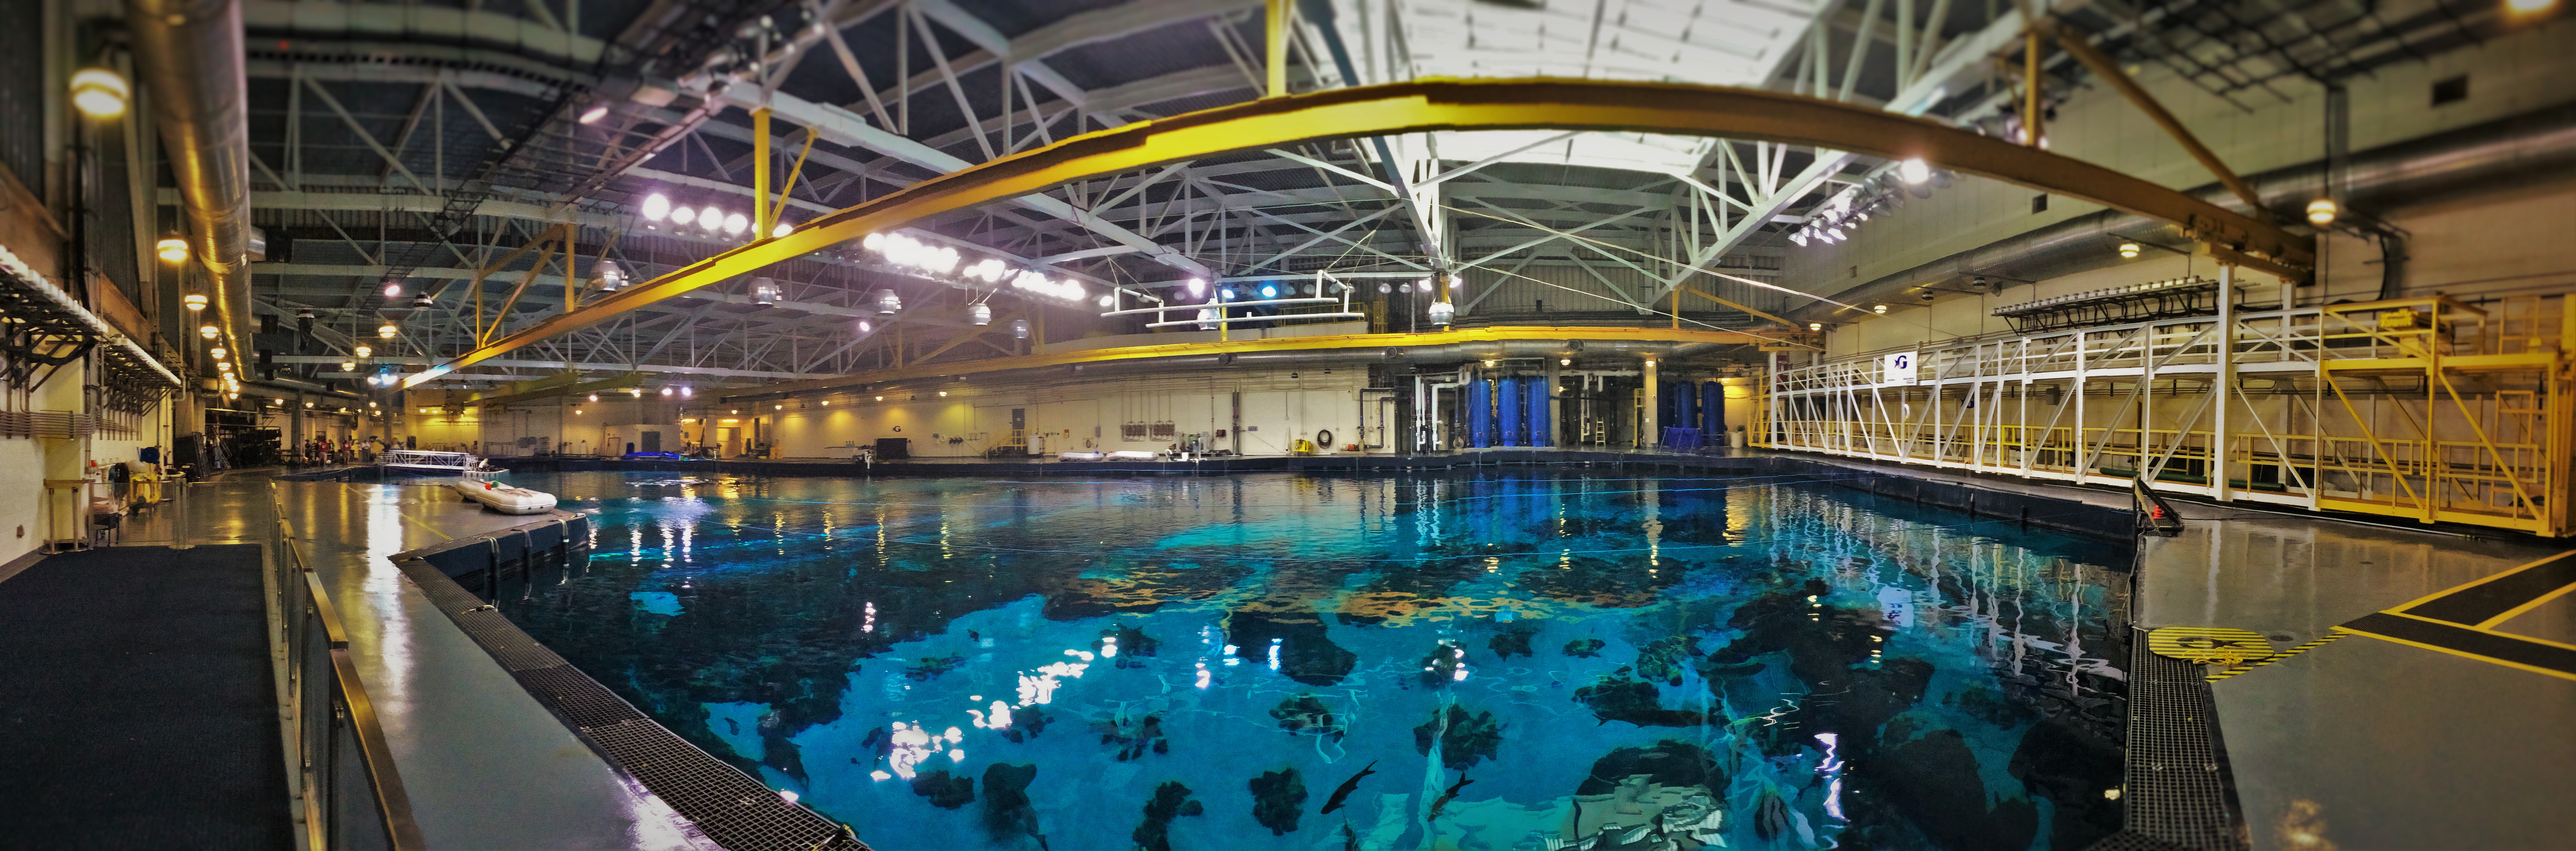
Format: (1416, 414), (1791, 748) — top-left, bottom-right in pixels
(119, 471), (716, 851)
(135, 452), (2575, 849)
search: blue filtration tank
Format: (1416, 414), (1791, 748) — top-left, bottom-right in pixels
(1670, 381), (1697, 438)
(1497, 377), (1523, 446)
(1468, 379), (1493, 448)
(1701, 381), (1725, 436)
(1525, 376), (1552, 446)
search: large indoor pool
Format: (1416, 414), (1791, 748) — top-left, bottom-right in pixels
(484, 469), (2131, 851)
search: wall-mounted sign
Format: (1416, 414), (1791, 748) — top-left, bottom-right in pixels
(1883, 351), (1919, 386)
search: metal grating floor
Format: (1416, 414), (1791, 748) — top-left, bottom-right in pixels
(586, 719), (860, 851)
(514, 664), (648, 729)
(2086, 627), (2249, 851)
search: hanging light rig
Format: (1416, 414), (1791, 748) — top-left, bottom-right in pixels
(1098, 270), (1367, 329)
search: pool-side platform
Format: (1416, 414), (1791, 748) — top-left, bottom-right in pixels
(47, 450), (2570, 849)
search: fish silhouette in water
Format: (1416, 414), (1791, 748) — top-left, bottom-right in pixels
(1319, 761), (1376, 814)
(1425, 773), (1474, 821)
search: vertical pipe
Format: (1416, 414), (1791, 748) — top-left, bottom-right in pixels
(1266, 0), (1291, 98)
(753, 108), (773, 235)
(2215, 265), (2234, 502)
(2024, 29), (2044, 147)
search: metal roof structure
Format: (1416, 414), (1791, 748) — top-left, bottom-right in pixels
(227, 0), (2540, 390)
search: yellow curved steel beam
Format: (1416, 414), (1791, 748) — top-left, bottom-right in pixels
(407, 77), (2313, 389)
(708, 325), (1773, 400)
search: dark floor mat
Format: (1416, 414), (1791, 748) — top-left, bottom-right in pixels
(0, 544), (292, 849)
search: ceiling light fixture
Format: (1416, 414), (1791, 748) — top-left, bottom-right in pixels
(1897, 158), (1931, 185)
(670, 205), (697, 225)
(378, 323), (397, 339)
(2306, 198), (2338, 226)
(183, 293), (207, 311)
(641, 193), (671, 221)
(199, 325), (219, 339)
(2118, 242), (2142, 259)
(578, 104), (609, 124)
(157, 237), (190, 263)
(70, 68), (128, 119)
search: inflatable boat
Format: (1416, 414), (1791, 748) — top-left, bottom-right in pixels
(1106, 450), (1159, 461)
(454, 479), (559, 514)
(1056, 451), (1105, 461)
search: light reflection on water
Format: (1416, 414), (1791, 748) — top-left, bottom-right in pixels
(495, 470), (2131, 851)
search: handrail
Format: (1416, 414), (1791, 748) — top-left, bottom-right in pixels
(268, 483), (426, 851)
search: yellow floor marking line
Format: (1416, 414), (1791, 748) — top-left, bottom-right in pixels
(2475, 580), (2576, 630)
(2331, 622), (2576, 682)
(2383, 548), (2576, 613)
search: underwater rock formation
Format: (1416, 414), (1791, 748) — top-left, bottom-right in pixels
(980, 763), (1045, 848)
(1412, 703), (1504, 769)
(1226, 609), (1358, 686)
(1270, 693), (1343, 739)
(1572, 674), (1710, 727)
(1130, 781), (1204, 851)
(1091, 711), (1169, 761)
(1488, 622), (1540, 658)
(1247, 768), (1307, 835)
(910, 769), (975, 809)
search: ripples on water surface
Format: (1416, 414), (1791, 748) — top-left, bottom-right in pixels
(491, 470), (2131, 851)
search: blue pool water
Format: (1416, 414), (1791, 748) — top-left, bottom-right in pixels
(487, 469), (2131, 850)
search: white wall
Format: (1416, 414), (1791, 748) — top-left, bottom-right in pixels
(709, 368), (1374, 459)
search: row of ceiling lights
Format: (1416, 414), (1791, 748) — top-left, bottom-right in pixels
(638, 193), (792, 240)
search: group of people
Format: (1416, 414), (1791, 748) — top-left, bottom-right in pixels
(295, 436), (390, 466)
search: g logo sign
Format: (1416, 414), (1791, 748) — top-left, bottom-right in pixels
(1883, 351), (1920, 385)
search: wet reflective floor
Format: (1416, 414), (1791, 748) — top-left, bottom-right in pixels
(117, 474), (711, 851)
(490, 470), (2133, 851)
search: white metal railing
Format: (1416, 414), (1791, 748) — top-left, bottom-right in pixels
(1758, 292), (2571, 535)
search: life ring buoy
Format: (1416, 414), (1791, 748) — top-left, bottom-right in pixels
(1315, 429), (1334, 446)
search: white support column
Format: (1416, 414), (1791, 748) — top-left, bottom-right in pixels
(2074, 331), (2089, 481)
(2215, 265), (2235, 502)
(1642, 358), (1660, 450)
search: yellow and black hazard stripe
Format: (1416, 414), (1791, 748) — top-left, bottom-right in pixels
(2147, 626), (2274, 666)
(2205, 632), (2349, 681)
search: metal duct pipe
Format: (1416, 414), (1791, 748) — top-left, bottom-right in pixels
(259, 374), (365, 399)
(980, 339), (1721, 383)
(1805, 103), (2576, 317)
(128, 0), (253, 355)
(718, 336), (1739, 402)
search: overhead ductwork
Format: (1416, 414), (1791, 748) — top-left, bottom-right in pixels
(128, 0), (254, 355)
(1806, 103), (2576, 318)
(721, 337), (1738, 401)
